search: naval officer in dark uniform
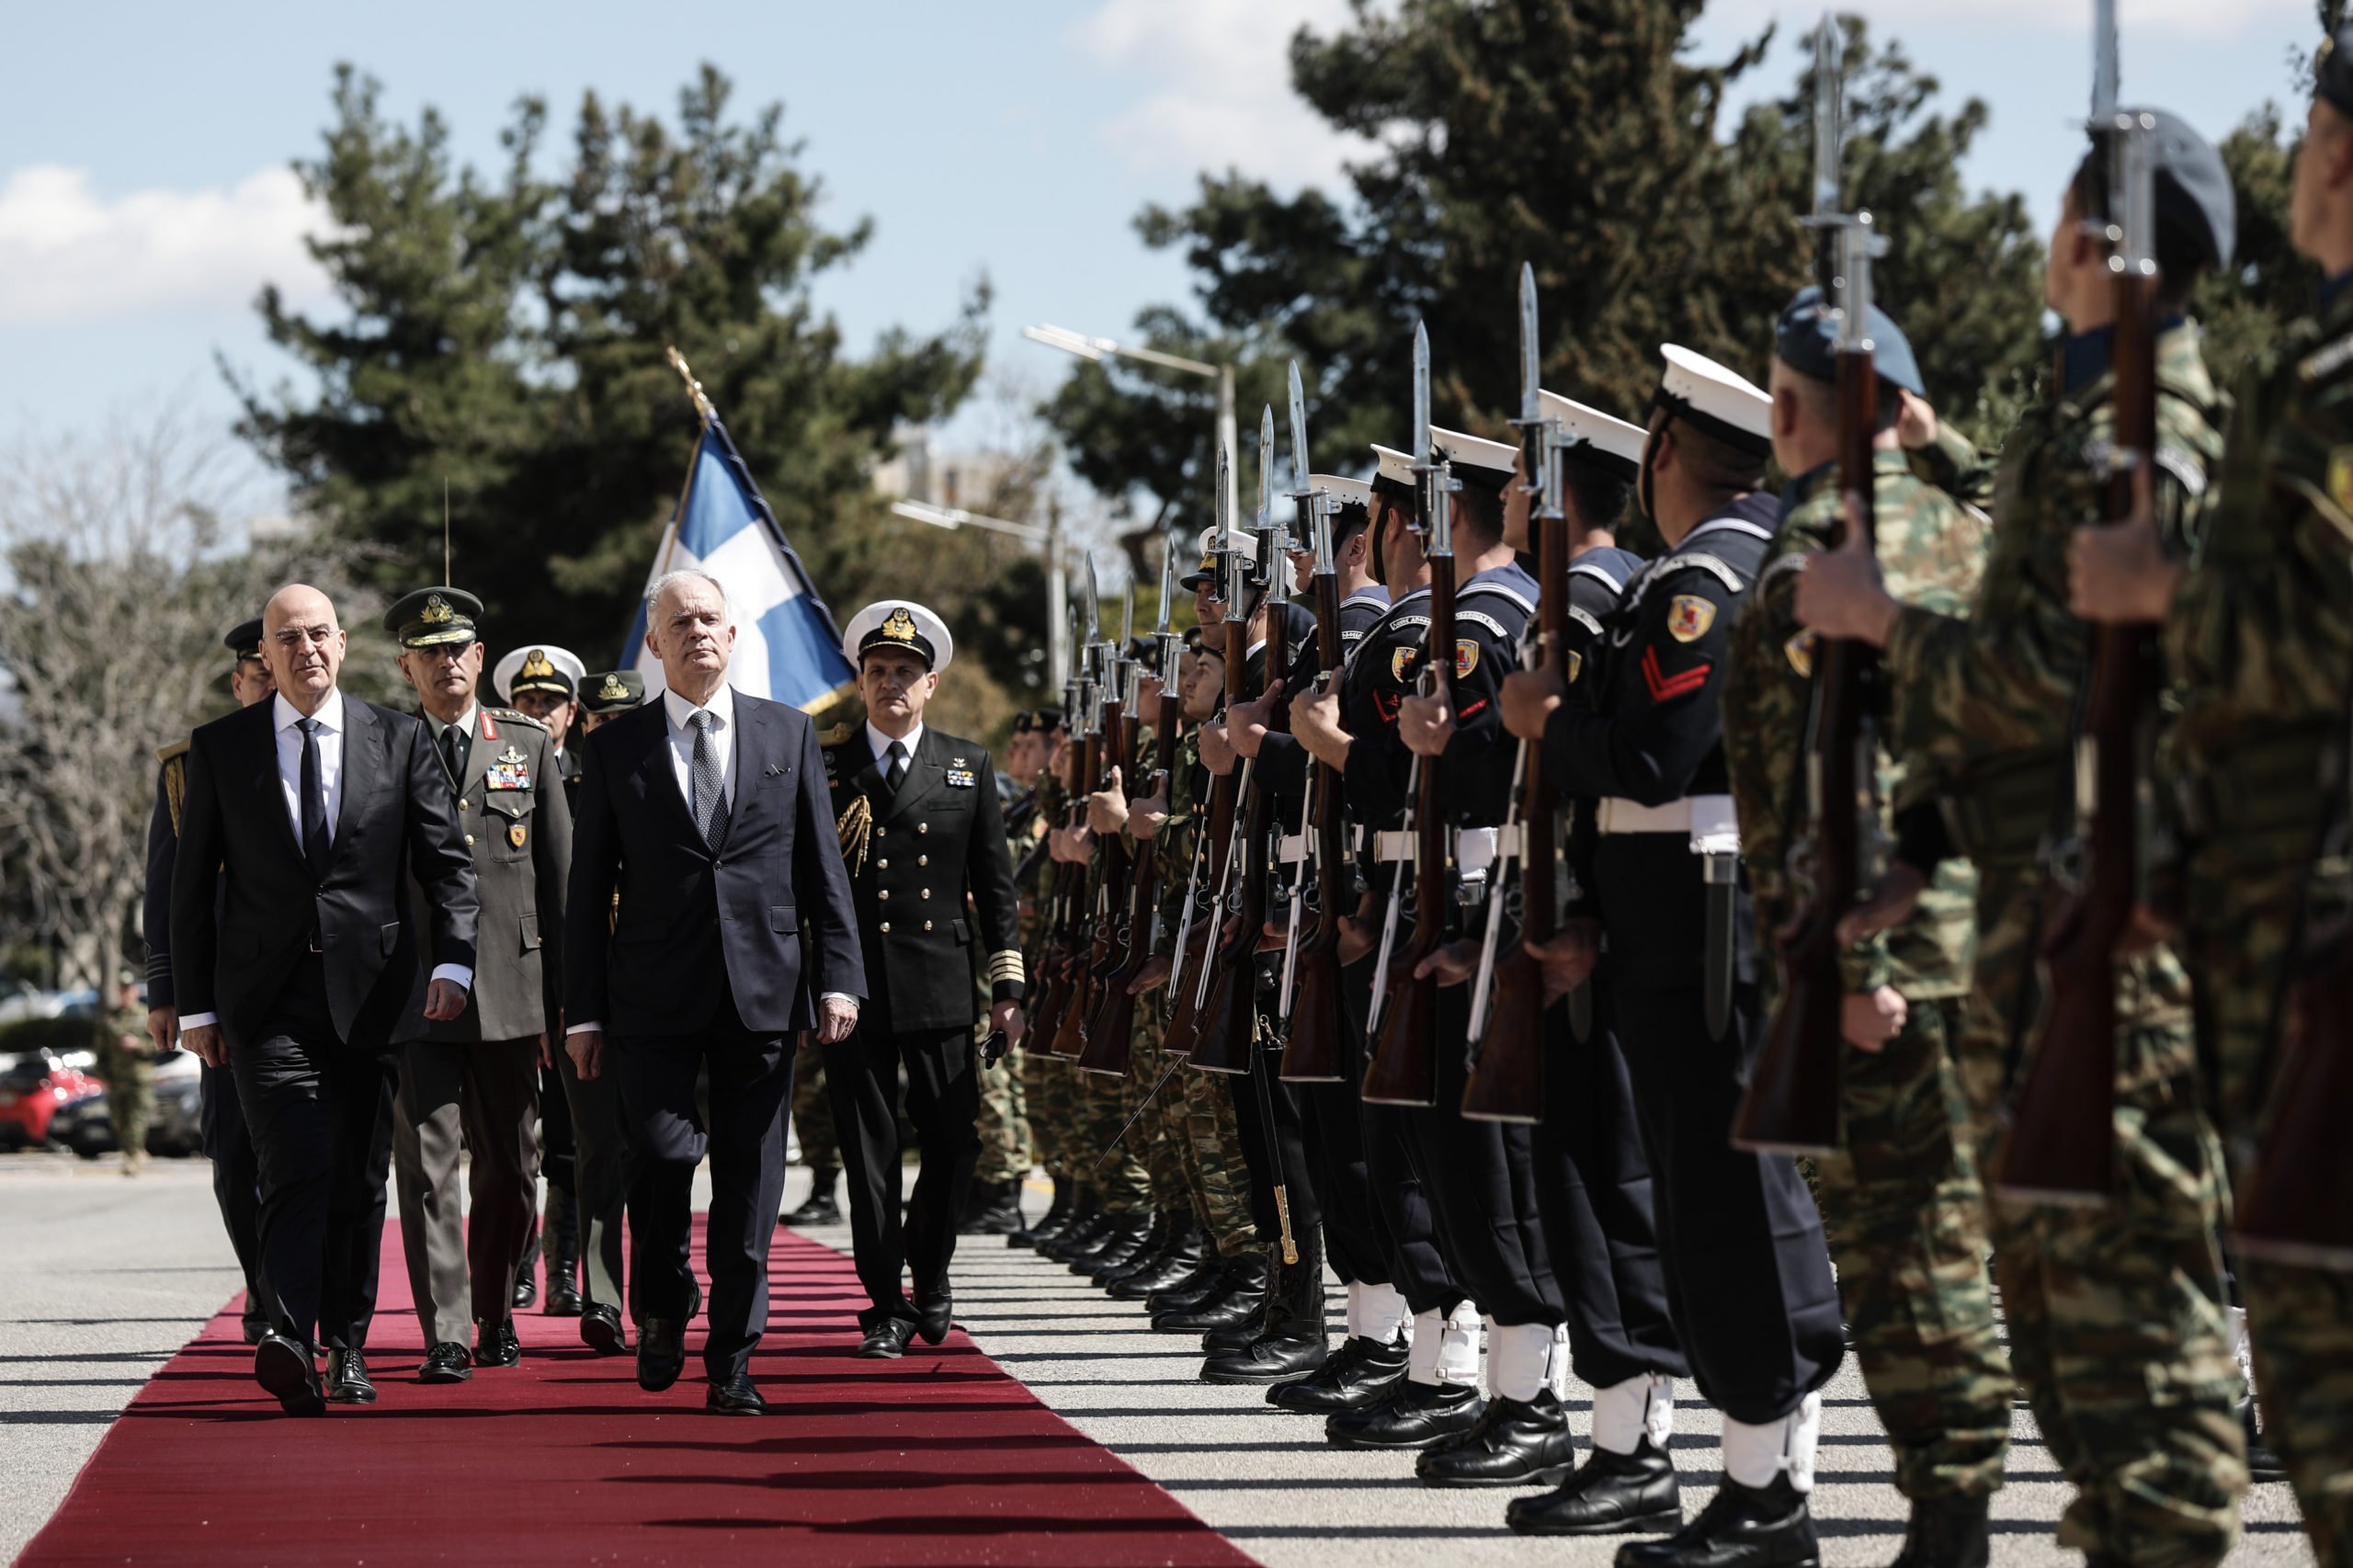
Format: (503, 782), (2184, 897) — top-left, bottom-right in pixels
(824, 600), (1027, 1358)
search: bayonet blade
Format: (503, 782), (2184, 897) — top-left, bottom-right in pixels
(1121, 585), (1135, 648)
(1287, 361), (1313, 494)
(1813, 15), (1842, 220)
(1084, 555), (1101, 646)
(1154, 528), (1176, 635)
(1215, 437), (1233, 537)
(1257, 404), (1277, 531)
(1518, 264), (1541, 426)
(1413, 322), (1432, 469)
(2091, 0), (2119, 119)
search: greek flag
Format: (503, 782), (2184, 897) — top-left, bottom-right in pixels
(622, 419), (855, 710)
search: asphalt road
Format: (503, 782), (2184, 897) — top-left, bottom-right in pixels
(0, 1153), (2318, 1567)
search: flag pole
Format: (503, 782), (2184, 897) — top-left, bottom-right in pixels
(665, 346), (717, 426)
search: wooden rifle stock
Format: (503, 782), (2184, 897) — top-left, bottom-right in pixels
(1461, 506), (1566, 1124)
(1281, 569), (1353, 1084)
(1364, 551), (1455, 1107)
(1081, 705), (1159, 1075)
(1732, 344), (1879, 1155)
(1070, 701), (1133, 1062)
(2234, 915), (2353, 1268)
(1164, 635), (1246, 1059)
(1052, 718), (1119, 1057)
(1997, 267), (2160, 1204)
(1193, 619), (1288, 1074)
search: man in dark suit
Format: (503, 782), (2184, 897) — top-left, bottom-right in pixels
(824, 600), (1026, 1358)
(565, 568), (863, 1415)
(382, 588), (573, 1382)
(143, 615), (276, 1345)
(173, 583), (480, 1415)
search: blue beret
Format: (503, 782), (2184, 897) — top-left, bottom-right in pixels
(1774, 286), (1925, 398)
(2073, 107), (2234, 271)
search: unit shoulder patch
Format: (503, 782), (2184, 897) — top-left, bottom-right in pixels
(1785, 630), (1817, 678)
(1454, 641), (1479, 679)
(1666, 595), (1718, 643)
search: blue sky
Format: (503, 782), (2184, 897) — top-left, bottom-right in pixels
(0, 0), (2320, 524)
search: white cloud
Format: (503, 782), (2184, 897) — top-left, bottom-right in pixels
(1710, 0), (2304, 40)
(1070, 0), (1371, 187)
(0, 164), (330, 328)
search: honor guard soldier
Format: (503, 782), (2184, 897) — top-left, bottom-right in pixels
(381, 586), (574, 1385)
(142, 614), (276, 1342)
(492, 642), (589, 1315)
(825, 601), (1027, 1358)
(575, 668), (644, 735)
(1722, 295), (2013, 1562)
(1525, 346), (1845, 1563)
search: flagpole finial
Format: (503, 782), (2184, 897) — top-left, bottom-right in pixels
(665, 346), (718, 424)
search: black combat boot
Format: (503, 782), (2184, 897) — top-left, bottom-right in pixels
(1887, 1493), (1989, 1568)
(2242, 1396), (2288, 1484)
(960, 1178), (1026, 1236)
(1076, 1212), (1159, 1280)
(1108, 1215), (1201, 1299)
(1614, 1473), (1816, 1568)
(1152, 1256), (1267, 1332)
(1201, 1231), (1328, 1383)
(1415, 1390), (1578, 1486)
(1146, 1256), (1228, 1315)
(1267, 1333), (1410, 1413)
(781, 1169), (841, 1227)
(1100, 1210), (1183, 1286)
(1041, 1199), (1118, 1263)
(1324, 1378), (1485, 1449)
(1506, 1436), (1682, 1536)
(1006, 1180), (1076, 1249)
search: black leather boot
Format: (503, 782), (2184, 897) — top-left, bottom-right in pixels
(1324, 1378), (1485, 1449)
(1887, 1493), (1989, 1568)
(1042, 1201), (1118, 1263)
(1152, 1256), (1267, 1332)
(1614, 1473), (1816, 1568)
(1100, 1210), (1184, 1287)
(1109, 1216), (1202, 1299)
(1506, 1437), (1681, 1536)
(781, 1170), (841, 1227)
(2242, 1396), (2288, 1484)
(1075, 1213), (1158, 1279)
(1415, 1390), (1577, 1486)
(1008, 1181), (1078, 1250)
(960, 1178), (1026, 1236)
(1268, 1334), (1410, 1413)
(1201, 1232), (1328, 1383)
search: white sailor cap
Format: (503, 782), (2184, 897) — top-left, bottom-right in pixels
(1307, 474), (1373, 511)
(1181, 522), (1261, 588)
(1537, 390), (1647, 478)
(1430, 425), (1518, 479)
(1371, 443), (1417, 488)
(492, 643), (585, 704)
(843, 599), (954, 673)
(1653, 344), (1773, 457)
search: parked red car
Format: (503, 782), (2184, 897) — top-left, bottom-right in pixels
(0, 1051), (105, 1150)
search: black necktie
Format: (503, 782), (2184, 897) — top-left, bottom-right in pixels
(298, 718), (331, 882)
(883, 739), (908, 795)
(439, 723), (466, 790)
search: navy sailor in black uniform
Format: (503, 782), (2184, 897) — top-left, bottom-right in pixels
(824, 600), (1027, 1358)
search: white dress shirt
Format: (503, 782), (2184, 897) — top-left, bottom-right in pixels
(180, 689), (469, 1032)
(867, 720), (923, 772)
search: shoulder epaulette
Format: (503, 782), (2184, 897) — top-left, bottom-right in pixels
(154, 738), (190, 767)
(1457, 579), (1538, 617)
(486, 708), (547, 732)
(2300, 331), (2353, 385)
(1656, 551), (1749, 592)
(821, 722), (858, 746)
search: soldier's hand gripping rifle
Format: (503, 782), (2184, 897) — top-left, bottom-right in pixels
(1073, 589), (1139, 1062)
(1734, 29), (1881, 1155)
(1193, 406), (1288, 1076)
(1462, 264), (1559, 1125)
(1052, 566), (1119, 1058)
(1999, 7), (2152, 1203)
(1085, 569), (1178, 1074)
(1363, 324), (1455, 1108)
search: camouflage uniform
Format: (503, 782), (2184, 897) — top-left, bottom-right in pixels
(2167, 282), (2353, 1563)
(1011, 776), (1069, 1186)
(790, 1059), (837, 1177)
(1886, 330), (2245, 1564)
(1724, 449), (2012, 1500)
(972, 1043), (1033, 1187)
(95, 1007), (153, 1168)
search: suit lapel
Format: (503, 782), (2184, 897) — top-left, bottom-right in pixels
(733, 698), (780, 837)
(634, 703), (702, 846)
(334, 699), (378, 860)
(249, 702), (305, 868)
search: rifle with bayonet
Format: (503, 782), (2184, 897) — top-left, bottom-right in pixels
(1733, 21), (1877, 1155)
(1082, 581), (1166, 1074)
(1164, 447), (1247, 1059)
(1461, 265), (1559, 1124)
(1998, 4), (2150, 1203)
(1068, 589), (1138, 1062)
(1192, 407), (1288, 1076)
(1040, 587), (1104, 1058)
(1051, 567), (1117, 1058)
(1279, 363), (1354, 1085)
(1363, 324), (1454, 1108)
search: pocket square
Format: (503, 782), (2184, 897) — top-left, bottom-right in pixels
(764, 764), (786, 777)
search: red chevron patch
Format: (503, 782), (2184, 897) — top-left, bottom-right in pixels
(1642, 645), (1711, 703)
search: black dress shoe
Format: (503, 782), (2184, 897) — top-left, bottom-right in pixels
(1615, 1473), (1817, 1568)
(858, 1318), (916, 1359)
(1269, 1335), (1411, 1413)
(781, 1180), (842, 1227)
(580, 1302), (627, 1357)
(637, 1317), (686, 1392)
(474, 1317), (521, 1369)
(1887, 1493), (1988, 1568)
(1415, 1391), (1577, 1486)
(1506, 1437), (1682, 1537)
(706, 1373), (768, 1415)
(254, 1334), (324, 1416)
(544, 1270), (584, 1318)
(1202, 1331), (1327, 1384)
(915, 1294), (954, 1346)
(325, 1348), (376, 1404)
(1325, 1380), (1485, 1449)
(420, 1341), (474, 1382)
(512, 1272), (538, 1311)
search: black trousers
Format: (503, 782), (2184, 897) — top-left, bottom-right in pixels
(1350, 964), (1461, 1318)
(1390, 980), (1563, 1327)
(1226, 1042), (1324, 1253)
(1534, 988), (1688, 1392)
(824, 1018), (976, 1328)
(612, 978), (793, 1381)
(199, 1059), (267, 1328)
(1291, 954), (1392, 1288)
(1613, 978), (1846, 1425)
(230, 957), (398, 1354)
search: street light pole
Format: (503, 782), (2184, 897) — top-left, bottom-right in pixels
(888, 495), (1069, 695)
(1023, 322), (1240, 529)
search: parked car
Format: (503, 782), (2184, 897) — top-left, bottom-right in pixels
(0, 1051), (105, 1150)
(0, 977), (69, 1028)
(51, 1051), (202, 1158)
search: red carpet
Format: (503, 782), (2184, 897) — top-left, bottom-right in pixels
(16, 1220), (1256, 1568)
